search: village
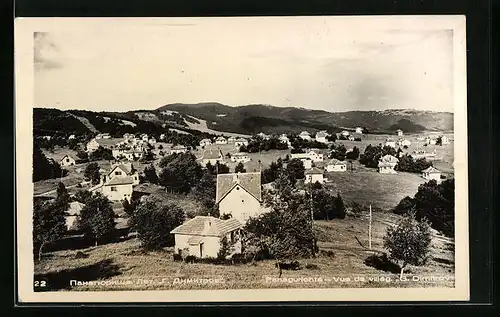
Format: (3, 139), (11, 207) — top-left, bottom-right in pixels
(33, 125), (455, 290)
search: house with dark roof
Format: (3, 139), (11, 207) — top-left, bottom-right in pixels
(170, 216), (242, 258)
(60, 154), (76, 167)
(216, 172), (263, 223)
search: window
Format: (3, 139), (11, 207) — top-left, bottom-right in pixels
(111, 186), (117, 191)
(115, 171), (122, 175)
(236, 186), (240, 190)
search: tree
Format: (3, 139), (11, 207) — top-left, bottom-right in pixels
(33, 197), (67, 261)
(346, 146), (360, 160)
(192, 170), (217, 209)
(383, 212), (432, 279)
(285, 159), (305, 184)
(333, 193), (347, 219)
(78, 192), (115, 246)
(261, 160), (283, 184)
(234, 162), (246, 173)
(141, 150), (155, 162)
(143, 164), (159, 184)
(326, 134), (337, 142)
(359, 144), (397, 168)
(131, 196), (185, 250)
(158, 153), (203, 193)
(73, 189), (93, 204)
(122, 197), (140, 217)
(90, 146), (113, 161)
(84, 162), (101, 185)
(436, 136), (443, 146)
(76, 150), (89, 161)
(33, 142), (67, 182)
(329, 144), (347, 161)
(393, 196), (415, 215)
(56, 182), (70, 210)
(216, 162), (230, 174)
(217, 236), (235, 260)
(395, 154), (432, 173)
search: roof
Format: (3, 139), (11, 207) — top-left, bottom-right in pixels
(172, 145), (186, 150)
(422, 166), (441, 173)
(170, 216), (242, 237)
(66, 201), (84, 216)
(216, 172), (262, 203)
(200, 138), (212, 143)
(216, 136), (227, 140)
(316, 131), (328, 138)
(379, 154), (399, 163)
(109, 163), (133, 176)
(232, 152), (248, 157)
(202, 149), (222, 160)
(299, 131), (310, 135)
(235, 138), (247, 142)
(328, 158), (346, 166)
(305, 167), (323, 175)
(60, 154), (74, 161)
(105, 176), (134, 186)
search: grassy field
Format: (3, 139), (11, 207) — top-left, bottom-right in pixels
(34, 212), (454, 291)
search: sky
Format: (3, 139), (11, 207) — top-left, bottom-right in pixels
(34, 17), (455, 113)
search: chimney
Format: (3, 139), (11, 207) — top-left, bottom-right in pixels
(204, 219), (212, 231)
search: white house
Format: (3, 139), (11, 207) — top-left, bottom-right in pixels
(396, 129), (404, 136)
(89, 163), (139, 201)
(159, 133), (166, 141)
(170, 216), (243, 259)
(86, 138), (125, 153)
(141, 134), (149, 141)
(234, 138), (248, 147)
(325, 158), (347, 172)
(440, 135), (450, 145)
(170, 145), (188, 154)
(257, 132), (270, 140)
(227, 136), (237, 143)
(291, 149), (323, 163)
(385, 138), (397, 148)
(68, 134), (76, 140)
(279, 134), (291, 147)
(230, 152), (251, 163)
(378, 155), (399, 174)
(398, 138), (412, 147)
(298, 131), (311, 141)
(305, 167), (325, 184)
(148, 138), (157, 145)
(355, 127), (364, 134)
(315, 131), (329, 144)
(300, 158), (313, 169)
(107, 163), (140, 185)
(425, 137), (437, 145)
(340, 130), (350, 138)
(348, 135), (355, 141)
(215, 136), (227, 145)
(60, 155), (76, 166)
(200, 138), (212, 147)
(216, 172), (263, 224)
(201, 149), (223, 166)
(95, 133), (111, 140)
(422, 166), (442, 182)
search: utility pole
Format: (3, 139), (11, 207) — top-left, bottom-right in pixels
(309, 184), (315, 257)
(369, 204), (372, 250)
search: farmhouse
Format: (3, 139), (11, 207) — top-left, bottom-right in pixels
(384, 138), (396, 148)
(355, 127), (363, 134)
(325, 158), (347, 172)
(60, 155), (76, 166)
(398, 138), (412, 147)
(215, 136), (228, 145)
(86, 138), (126, 152)
(170, 145), (188, 154)
(378, 155), (399, 174)
(315, 131), (329, 144)
(234, 138), (248, 147)
(123, 133), (134, 139)
(291, 149), (323, 163)
(396, 129), (404, 136)
(422, 166), (442, 182)
(201, 149), (224, 166)
(199, 138), (212, 147)
(231, 152), (251, 163)
(299, 131), (311, 141)
(90, 163), (139, 201)
(170, 216), (242, 259)
(305, 167), (325, 184)
(216, 172), (263, 224)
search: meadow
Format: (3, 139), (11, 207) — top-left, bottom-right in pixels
(34, 212), (455, 291)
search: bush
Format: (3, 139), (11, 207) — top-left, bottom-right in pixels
(305, 263), (320, 270)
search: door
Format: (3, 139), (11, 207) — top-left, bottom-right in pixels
(199, 243), (204, 258)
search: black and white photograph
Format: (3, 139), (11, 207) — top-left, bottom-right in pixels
(15, 16), (468, 302)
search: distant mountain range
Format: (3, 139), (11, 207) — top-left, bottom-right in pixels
(157, 103), (453, 135)
(33, 103), (453, 138)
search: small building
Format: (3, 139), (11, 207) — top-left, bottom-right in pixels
(422, 166), (442, 182)
(340, 130), (350, 138)
(170, 145), (188, 154)
(298, 131), (311, 141)
(234, 138), (248, 147)
(325, 158), (347, 172)
(385, 138), (396, 148)
(348, 135), (355, 141)
(201, 149), (224, 166)
(215, 136), (227, 145)
(425, 137), (437, 145)
(300, 158), (312, 170)
(291, 149), (323, 163)
(60, 155), (76, 166)
(227, 136), (237, 143)
(378, 155), (399, 174)
(256, 132), (270, 140)
(141, 134), (149, 141)
(355, 127), (364, 134)
(148, 138), (157, 145)
(305, 167), (324, 184)
(396, 129), (404, 136)
(230, 152), (251, 163)
(315, 131), (329, 144)
(216, 172), (263, 224)
(170, 216), (243, 259)
(89, 163), (139, 201)
(107, 163), (140, 185)
(95, 133), (111, 140)
(123, 133), (134, 139)
(278, 134), (291, 147)
(68, 134), (76, 140)
(441, 135), (450, 145)
(199, 138), (212, 147)
(86, 138), (125, 153)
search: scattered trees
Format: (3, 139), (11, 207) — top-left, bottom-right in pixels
(158, 153), (203, 193)
(217, 236), (235, 260)
(76, 150), (89, 162)
(383, 212), (432, 279)
(234, 162), (246, 173)
(359, 144), (397, 168)
(33, 143), (67, 182)
(285, 158), (305, 184)
(143, 164), (159, 184)
(309, 185), (346, 220)
(261, 159), (284, 184)
(395, 154), (433, 173)
(192, 169), (217, 210)
(131, 196), (185, 250)
(346, 146), (360, 160)
(33, 196), (67, 261)
(239, 136), (288, 153)
(329, 144), (347, 161)
(89, 146), (113, 161)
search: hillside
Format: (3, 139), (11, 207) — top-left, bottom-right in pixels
(158, 103), (453, 135)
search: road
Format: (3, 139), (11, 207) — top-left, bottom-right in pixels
(34, 181), (91, 197)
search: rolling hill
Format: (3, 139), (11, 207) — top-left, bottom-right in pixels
(157, 103), (453, 135)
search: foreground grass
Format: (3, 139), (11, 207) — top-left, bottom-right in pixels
(35, 214), (454, 291)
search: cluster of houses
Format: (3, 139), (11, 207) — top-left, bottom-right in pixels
(199, 136), (249, 148)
